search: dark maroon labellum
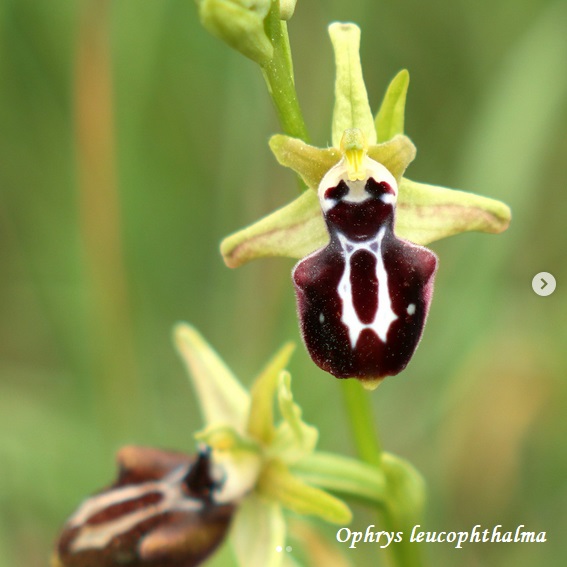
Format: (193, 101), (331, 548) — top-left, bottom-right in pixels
(54, 446), (235, 567)
(293, 158), (437, 382)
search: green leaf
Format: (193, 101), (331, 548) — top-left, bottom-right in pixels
(232, 493), (286, 567)
(329, 23), (377, 147)
(375, 69), (410, 143)
(174, 323), (250, 430)
(258, 460), (352, 525)
(270, 371), (318, 464)
(199, 0), (273, 65)
(247, 343), (296, 444)
(396, 178), (512, 245)
(221, 188), (327, 268)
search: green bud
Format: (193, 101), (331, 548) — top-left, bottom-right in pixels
(279, 0), (297, 21)
(199, 0), (274, 65)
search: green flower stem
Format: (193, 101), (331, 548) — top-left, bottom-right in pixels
(339, 381), (426, 567)
(340, 380), (382, 467)
(261, 1), (309, 142)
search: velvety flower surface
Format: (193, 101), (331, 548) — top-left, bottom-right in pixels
(53, 447), (235, 567)
(292, 130), (438, 384)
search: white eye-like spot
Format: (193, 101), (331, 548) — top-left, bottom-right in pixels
(319, 313), (325, 324)
(407, 303), (416, 315)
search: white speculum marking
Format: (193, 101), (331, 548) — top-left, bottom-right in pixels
(68, 465), (202, 553)
(337, 227), (397, 348)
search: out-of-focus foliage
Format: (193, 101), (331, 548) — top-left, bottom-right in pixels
(1, 0), (566, 566)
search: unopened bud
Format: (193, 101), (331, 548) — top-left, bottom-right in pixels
(198, 0), (274, 65)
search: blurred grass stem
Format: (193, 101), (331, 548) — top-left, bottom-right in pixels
(74, 0), (141, 433)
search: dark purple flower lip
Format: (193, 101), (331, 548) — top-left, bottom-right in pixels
(294, 156), (437, 383)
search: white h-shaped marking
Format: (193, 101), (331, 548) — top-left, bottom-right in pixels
(337, 227), (397, 348)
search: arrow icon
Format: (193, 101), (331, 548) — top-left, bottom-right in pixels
(532, 272), (556, 296)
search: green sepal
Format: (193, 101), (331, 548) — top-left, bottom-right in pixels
(221, 188), (326, 268)
(247, 343), (296, 445)
(174, 323), (250, 431)
(231, 493), (286, 567)
(199, 0), (274, 65)
(258, 460), (352, 525)
(375, 69), (410, 143)
(396, 178), (512, 244)
(329, 23), (376, 147)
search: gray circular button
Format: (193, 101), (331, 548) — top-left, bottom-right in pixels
(532, 272), (556, 296)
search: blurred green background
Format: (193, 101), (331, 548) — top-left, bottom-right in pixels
(1, 0), (566, 565)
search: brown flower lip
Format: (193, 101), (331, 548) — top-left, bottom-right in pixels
(54, 446), (236, 567)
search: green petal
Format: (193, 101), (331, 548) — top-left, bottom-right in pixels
(174, 323), (250, 430)
(375, 69), (410, 143)
(269, 133), (414, 191)
(220, 188), (327, 268)
(199, 0), (273, 65)
(366, 134), (416, 184)
(232, 494), (286, 567)
(270, 371), (318, 464)
(329, 23), (376, 147)
(247, 343), (296, 444)
(258, 460), (352, 525)
(396, 178), (512, 245)
(269, 135), (340, 190)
